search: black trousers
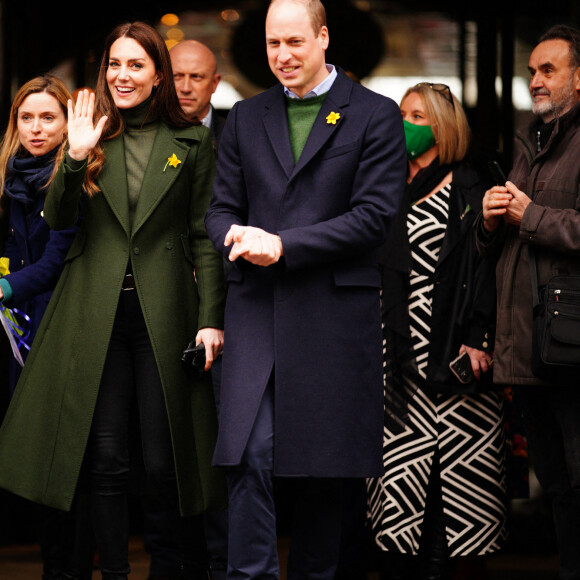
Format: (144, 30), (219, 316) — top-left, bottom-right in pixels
(225, 381), (343, 579)
(37, 495), (95, 580)
(86, 289), (206, 579)
(144, 360), (225, 579)
(518, 386), (580, 580)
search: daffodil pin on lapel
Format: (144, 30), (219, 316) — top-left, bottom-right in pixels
(163, 153), (181, 172)
(326, 111), (341, 125)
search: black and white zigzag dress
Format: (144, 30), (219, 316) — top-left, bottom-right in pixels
(366, 184), (507, 556)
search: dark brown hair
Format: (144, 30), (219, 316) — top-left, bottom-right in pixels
(86, 21), (192, 195)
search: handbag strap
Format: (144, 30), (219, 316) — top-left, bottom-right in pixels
(528, 245), (540, 307)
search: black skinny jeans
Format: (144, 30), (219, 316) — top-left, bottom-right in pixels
(86, 288), (205, 579)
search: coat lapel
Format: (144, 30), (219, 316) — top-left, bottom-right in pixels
(291, 70), (352, 179)
(263, 89), (295, 179)
(264, 69), (352, 180)
(99, 137), (130, 236)
(291, 96), (345, 179)
(131, 124), (193, 237)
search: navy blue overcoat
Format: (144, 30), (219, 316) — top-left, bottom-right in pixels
(2, 190), (78, 392)
(205, 69), (407, 477)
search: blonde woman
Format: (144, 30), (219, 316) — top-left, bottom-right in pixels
(366, 83), (507, 579)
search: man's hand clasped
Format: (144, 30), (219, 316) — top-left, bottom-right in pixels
(224, 225), (283, 266)
(482, 181), (532, 233)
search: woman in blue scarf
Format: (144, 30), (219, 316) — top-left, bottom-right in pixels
(0, 75), (91, 580)
(0, 75), (79, 395)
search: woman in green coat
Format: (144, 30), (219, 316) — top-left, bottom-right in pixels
(0, 22), (225, 579)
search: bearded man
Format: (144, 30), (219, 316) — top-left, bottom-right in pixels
(477, 24), (580, 580)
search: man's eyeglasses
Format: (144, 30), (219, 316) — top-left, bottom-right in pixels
(414, 82), (455, 111)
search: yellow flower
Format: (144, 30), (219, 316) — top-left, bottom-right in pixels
(0, 257), (10, 277)
(163, 153), (181, 172)
(326, 112), (341, 125)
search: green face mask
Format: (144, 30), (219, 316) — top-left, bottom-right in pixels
(403, 120), (436, 160)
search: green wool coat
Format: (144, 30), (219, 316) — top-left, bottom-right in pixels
(0, 122), (226, 516)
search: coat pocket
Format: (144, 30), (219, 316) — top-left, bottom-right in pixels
(225, 264), (243, 284)
(319, 139), (360, 160)
(333, 265), (381, 288)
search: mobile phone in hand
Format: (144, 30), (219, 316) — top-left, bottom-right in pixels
(181, 342), (206, 379)
(449, 352), (475, 384)
(488, 160), (507, 185)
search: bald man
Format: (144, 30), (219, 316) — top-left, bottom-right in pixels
(170, 40), (226, 149)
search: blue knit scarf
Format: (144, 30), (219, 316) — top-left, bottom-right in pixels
(3, 148), (57, 206)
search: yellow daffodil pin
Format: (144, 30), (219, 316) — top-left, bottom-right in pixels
(0, 257), (10, 277)
(163, 153), (181, 172)
(326, 112), (341, 125)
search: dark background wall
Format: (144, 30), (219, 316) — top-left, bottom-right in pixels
(0, 0), (578, 166)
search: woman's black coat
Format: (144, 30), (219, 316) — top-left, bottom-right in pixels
(380, 162), (497, 395)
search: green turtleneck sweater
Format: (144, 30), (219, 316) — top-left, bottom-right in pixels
(285, 93), (328, 163)
(122, 97), (159, 226)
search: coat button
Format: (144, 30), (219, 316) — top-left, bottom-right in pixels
(482, 341), (489, 348)
(166, 242), (173, 250)
(21, 259), (25, 267)
(133, 247), (140, 255)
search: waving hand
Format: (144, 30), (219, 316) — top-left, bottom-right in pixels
(67, 89), (108, 161)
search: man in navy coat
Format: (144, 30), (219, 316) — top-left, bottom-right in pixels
(205, 0), (406, 577)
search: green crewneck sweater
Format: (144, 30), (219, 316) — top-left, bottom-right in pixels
(121, 97), (159, 227)
(285, 93), (328, 162)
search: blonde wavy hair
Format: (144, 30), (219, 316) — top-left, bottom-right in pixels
(402, 83), (471, 165)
